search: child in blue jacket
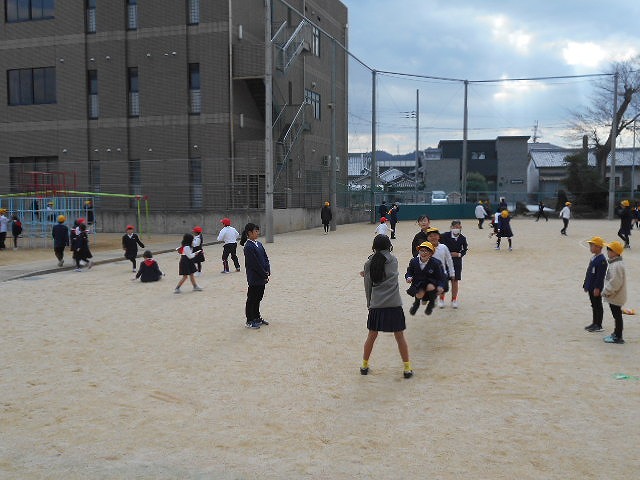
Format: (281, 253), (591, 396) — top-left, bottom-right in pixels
(583, 236), (608, 332)
(405, 241), (446, 316)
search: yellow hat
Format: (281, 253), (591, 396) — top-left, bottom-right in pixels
(621, 200), (630, 207)
(501, 210), (509, 218)
(588, 236), (605, 247)
(565, 202), (572, 206)
(57, 215), (66, 223)
(417, 241), (435, 252)
(426, 227), (440, 234)
(324, 201), (330, 206)
(606, 241), (624, 256)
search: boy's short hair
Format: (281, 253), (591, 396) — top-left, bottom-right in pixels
(451, 220), (461, 227)
(143, 250), (153, 258)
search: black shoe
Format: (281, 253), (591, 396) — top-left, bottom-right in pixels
(409, 302), (419, 315)
(584, 323), (596, 331)
(586, 324), (603, 332)
(245, 321), (261, 329)
(258, 318), (269, 326)
(603, 334), (624, 344)
(403, 370), (413, 379)
(425, 302), (434, 315)
(360, 367), (369, 375)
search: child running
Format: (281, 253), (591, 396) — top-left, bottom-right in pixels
(405, 241), (446, 316)
(360, 234), (413, 378)
(174, 233), (203, 293)
(240, 223), (271, 329)
(439, 220), (468, 308)
(426, 227), (455, 309)
(133, 250), (164, 282)
(122, 225), (145, 272)
(601, 241), (627, 344)
(374, 217), (392, 237)
(217, 218), (241, 273)
(496, 210), (514, 251)
(192, 226), (205, 276)
(72, 223), (93, 271)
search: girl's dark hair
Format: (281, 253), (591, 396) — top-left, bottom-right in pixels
(417, 214), (430, 223)
(240, 222), (259, 246)
(181, 233), (194, 246)
(369, 234), (392, 284)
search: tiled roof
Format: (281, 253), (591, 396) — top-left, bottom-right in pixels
(529, 148), (640, 168)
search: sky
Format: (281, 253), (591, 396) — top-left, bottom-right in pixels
(340, 0), (640, 154)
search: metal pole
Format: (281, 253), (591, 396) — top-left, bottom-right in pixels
(329, 39), (337, 231)
(607, 72), (619, 220)
(461, 80), (469, 203)
(370, 70), (377, 223)
(415, 89), (419, 199)
(264, 0), (274, 242)
(632, 118), (637, 198)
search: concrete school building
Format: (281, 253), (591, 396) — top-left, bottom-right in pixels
(0, 0), (351, 233)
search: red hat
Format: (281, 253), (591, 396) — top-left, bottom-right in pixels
(380, 217), (387, 223)
(221, 218), (231, 226)
(193, 226), (202, 233)
(126, 225), (134, 230)
(77, 218), (86, 224)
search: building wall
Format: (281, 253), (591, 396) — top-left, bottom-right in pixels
(1, 0), (348, 224)
(423, 158), (460, 193)
(496, 136), (529, 195)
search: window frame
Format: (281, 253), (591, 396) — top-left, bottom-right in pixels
(6, 0), (55, 23)
(7, 66), (57, 106)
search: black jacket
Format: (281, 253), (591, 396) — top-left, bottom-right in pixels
(321, 206), (332, 224)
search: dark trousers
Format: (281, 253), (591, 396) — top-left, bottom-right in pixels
(477, 218), (484, 229)
(536, 211), (548, 221)
(609, 304), (623, 338)
(0, 232), (6, 249)
(246, 285), (265, 322)
(389, 221), (397, 238)
(323, 222), (330, 233)
(589, 292), (603, 326)
(12, 235), (19, 248)
(617, 229), (630, 246)
(561, 218), (569, 234)
(222, 243), (240, 271)
(54, 246), (65, 261)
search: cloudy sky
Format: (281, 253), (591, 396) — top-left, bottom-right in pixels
(340, 0), (640, 154)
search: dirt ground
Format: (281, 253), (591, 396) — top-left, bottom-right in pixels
(1, 217), (639, 479)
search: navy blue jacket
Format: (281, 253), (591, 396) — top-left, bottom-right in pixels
(244, 240), (271, 286)
(583, 253), (607, 293)
(405, 256), (446, 290)
(440, 231), (468, 257)
(51, 223), (70, 248)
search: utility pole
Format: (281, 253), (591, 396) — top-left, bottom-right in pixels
(632, 118), (637, 198)
(415, 89), (420, 198)
(263, 0), (274, 242)
(370, 70), (377, 223)
(461, 80), (469, 203)
(607, 72), (619, 220)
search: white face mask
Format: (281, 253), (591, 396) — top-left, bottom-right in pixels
(451, 228), (461, 235)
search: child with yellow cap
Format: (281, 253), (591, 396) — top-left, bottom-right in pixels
(601, 241), (627, 344)
(617, 199), (632, 248)
(583, 237), (608, 332)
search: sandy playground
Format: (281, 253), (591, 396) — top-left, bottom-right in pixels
(1, 217), (639, 479)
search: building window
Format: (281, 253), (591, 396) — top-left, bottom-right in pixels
(87, 70), (98, 119)
(128, 67), (139, 117)
(189, 63), (201, 114)
(129, 159), (141, 207)
(6, 0), (54, 22)
(187, 0), (199, 25)
(89, 160), (101, 191)
(312, 26), (320, 57)
(86, 0), (96, 33)
(304, 89), (320, 120)
(189, 158), (202, 208)
(127, 0), (137, 30)
(8, 67), (56, 106)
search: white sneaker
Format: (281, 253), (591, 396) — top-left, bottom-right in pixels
(437, 298), (445, 308)
(451, 300), (459, 309)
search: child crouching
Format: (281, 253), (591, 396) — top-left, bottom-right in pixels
(133, 250), (164, 282)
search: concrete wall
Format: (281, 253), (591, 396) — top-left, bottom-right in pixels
(96, 207), (369, 235)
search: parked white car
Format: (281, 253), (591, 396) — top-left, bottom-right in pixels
(431, 191), (447, 204)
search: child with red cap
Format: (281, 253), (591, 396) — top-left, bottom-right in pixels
(191, 226), (205, 276)
(122, 224), (145, 272)
(217, 218), (241, 273)
(374, 217), (391, 237)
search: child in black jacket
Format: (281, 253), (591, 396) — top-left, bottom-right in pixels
(122, 225), (145, 272)
(133, 250), (164, 282)
(405, 241), (446, 315)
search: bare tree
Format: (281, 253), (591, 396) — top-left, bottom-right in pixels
(570, 57), (640, 179)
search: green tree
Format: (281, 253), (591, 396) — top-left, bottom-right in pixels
(466, 171), (489, 193)
(561, 152), (607, 210)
